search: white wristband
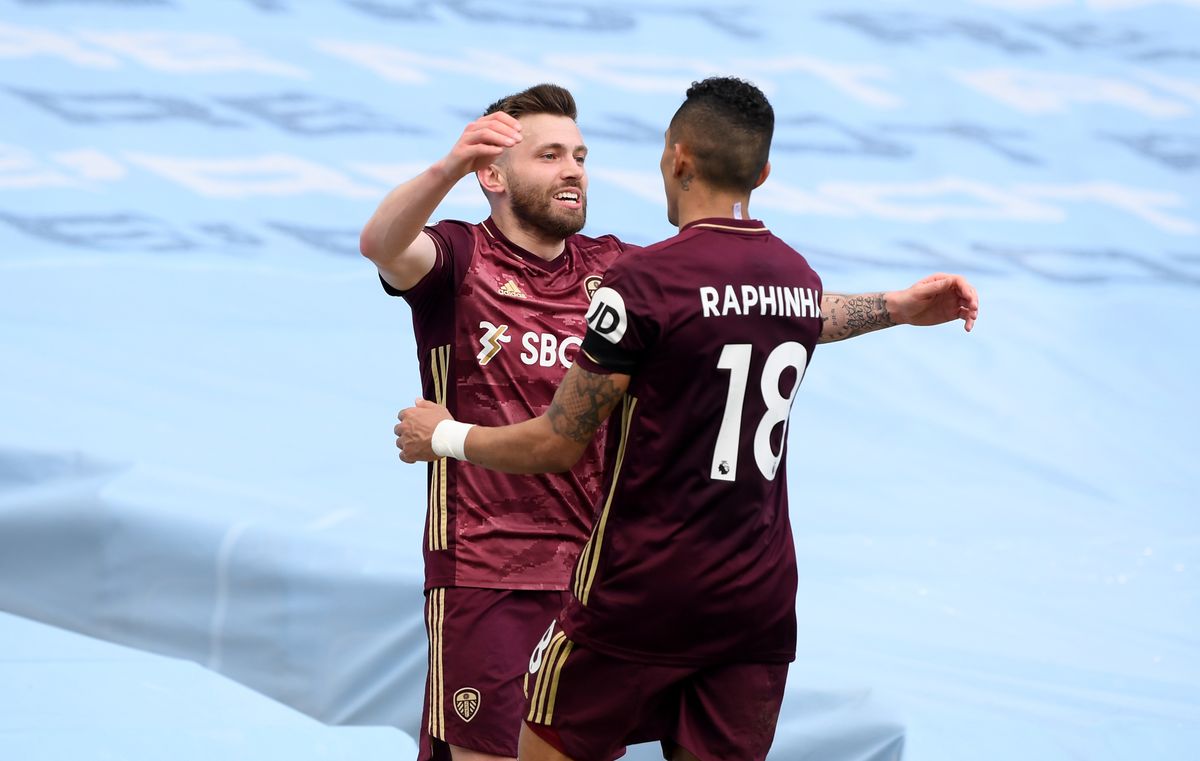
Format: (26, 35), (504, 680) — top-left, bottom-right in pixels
(431, 420), (475, 461)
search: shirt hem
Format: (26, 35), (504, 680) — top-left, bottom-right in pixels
(561, 623), (796, 667)
(424, 577), (571, 593)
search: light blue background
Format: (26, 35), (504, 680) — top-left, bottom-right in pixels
(1, 1), (1197, 759)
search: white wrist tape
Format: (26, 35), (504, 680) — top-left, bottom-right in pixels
(431, 420), (475, 461)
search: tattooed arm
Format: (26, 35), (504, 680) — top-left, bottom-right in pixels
(819, 292), (895, 344)
(819, 274), (980, 344)
(396, 365), (630, 473)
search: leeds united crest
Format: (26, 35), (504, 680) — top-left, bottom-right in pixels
(584, 275), (603, 300)
(454, 687), (481, 722)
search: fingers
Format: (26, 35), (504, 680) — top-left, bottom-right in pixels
(481, 110), (522, 134)
(960, 305), (976, 332)
(464, 129), (516, 152)
(958, 279), (979, 331)
(396, 408), (411, 459)
(923, 274), (980, 313)
(447, 114), (523, 175)
(398, 399), (435, 418)
(392, 399), (455, 463)
(464, 113), (522, 148)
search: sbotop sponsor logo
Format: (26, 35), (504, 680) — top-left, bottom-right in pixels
(476, 322), (582, 369)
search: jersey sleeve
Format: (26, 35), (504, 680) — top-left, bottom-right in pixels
(379, 220), (475, 311)
(576, 257), (663, 375)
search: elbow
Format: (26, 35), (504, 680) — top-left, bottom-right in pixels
(532, 438), (584, 474)
(359, 226), (382, 264)
(549, 451), (582, 474)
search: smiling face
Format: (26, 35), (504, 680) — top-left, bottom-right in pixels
(501, 113), (588, 240)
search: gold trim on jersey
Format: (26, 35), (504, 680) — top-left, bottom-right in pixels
(428, 344), (451, 551)
(572, 394), (638, 605)
(690, 222), (769, 234)
(526, 631), (573, 725)
(426, 588), (446, 739)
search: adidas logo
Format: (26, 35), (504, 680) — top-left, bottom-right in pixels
(498, 279), (528, 299)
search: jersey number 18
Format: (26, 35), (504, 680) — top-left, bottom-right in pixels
(711, 342), (809, 482)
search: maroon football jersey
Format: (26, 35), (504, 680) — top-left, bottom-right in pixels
(389, 218), (631, 590)
(563, 218), (823, 665)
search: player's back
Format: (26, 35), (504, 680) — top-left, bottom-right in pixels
(565, 218), (823, 666)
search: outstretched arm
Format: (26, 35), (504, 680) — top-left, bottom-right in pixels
(819, 273), (979, 343)
(396, 364), (631, 474)
(359, 111), (523, 291)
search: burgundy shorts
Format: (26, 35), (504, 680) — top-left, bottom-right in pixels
(418, 587), (569, 761)
(524, 623), (789, 761)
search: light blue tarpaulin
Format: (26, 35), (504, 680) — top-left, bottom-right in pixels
(1, 2), (1197, 759)
(0, 610), (415, 760)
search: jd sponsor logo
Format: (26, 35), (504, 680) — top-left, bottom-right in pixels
(585, 286), (627, 344)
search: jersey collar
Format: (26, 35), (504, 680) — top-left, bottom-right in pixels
(680, 217), (769, 234)
(481, 217), (570, 273)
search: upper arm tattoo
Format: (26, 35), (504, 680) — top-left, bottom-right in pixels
(820, 292), (895, 343)
(546, 366), (626, 444)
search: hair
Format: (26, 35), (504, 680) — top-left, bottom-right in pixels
(484, 83), (578, 121)
(668, 77), (774, 193)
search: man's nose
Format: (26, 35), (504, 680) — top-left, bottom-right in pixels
(559, 157), (583, 180)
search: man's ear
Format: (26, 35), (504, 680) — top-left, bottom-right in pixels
(753, 160), (771, 189)
(671, 142), (692, 180)
(477, 163), (506, 194)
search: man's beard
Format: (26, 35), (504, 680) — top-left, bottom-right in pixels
(508, 175), (587, 240)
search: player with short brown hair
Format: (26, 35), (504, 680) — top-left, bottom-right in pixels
(394, 77), (978, 761)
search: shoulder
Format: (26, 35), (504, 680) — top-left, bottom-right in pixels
(769, 234), (823, 283)
(609, 229), (694, 273)
(428, 218), (479, 241)
(569, 232), (641, 259)
(424, 219), (485, 265)
(432, 218), (490, 241)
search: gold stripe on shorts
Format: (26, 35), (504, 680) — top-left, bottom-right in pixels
(527, 631), (573, 725)
(426, 588), (446, 739)
(526, 632), (564, 722)
(542, 636), (574, 724)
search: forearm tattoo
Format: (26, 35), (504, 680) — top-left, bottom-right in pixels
(820, 292), (895, 343)
(547, 369), (624, 444)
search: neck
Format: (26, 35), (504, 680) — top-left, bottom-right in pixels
(490, 206), (566, 261)
(674, 186), (753, 230)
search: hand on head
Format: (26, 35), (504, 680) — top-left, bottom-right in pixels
(446, 112), (523, 177)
